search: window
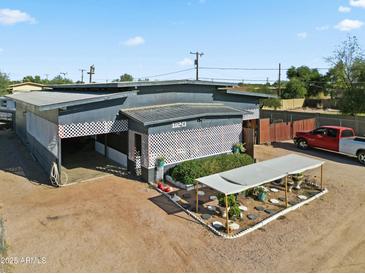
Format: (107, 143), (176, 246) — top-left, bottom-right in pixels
(312, 128), (327, 135)
(327, 128), (338, 138)
(341, 130), (354, 138)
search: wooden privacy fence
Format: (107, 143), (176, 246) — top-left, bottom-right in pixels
(259, 118), (316, 144)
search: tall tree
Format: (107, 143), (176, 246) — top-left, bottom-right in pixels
(113, 73), (134, 82)
(326, 35), (365, 115)
(50, 75), (73, 84)
(286, 66), (325, 97)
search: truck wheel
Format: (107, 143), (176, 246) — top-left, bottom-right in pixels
(297, 139), (309, 150)
(357, 151), (365, 165)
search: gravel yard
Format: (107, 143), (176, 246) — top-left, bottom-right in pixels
(0, 130), (364, 272)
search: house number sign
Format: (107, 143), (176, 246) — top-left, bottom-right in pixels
(172, 121), (187, 129)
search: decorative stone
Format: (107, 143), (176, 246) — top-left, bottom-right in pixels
(209, 195), (217, 201)
(270, 188), (279, 193)
(255, 206), (265, 211)
(229, 222), (240, 230)
(264, 209), (276, 215)
(247, 214), (258, 220)
(239, 205), (248, 211)
(289, 200), (298, 205)
(298, 195), (308, 200)
(270, 198), (280, 204)
(207, 205), (216, 211)
(212, 221), (224, 229)
(197, 191), (205, 196)
(201, 214), (212, 220)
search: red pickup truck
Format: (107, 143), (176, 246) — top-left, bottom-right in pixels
(294, 126), (365, 165)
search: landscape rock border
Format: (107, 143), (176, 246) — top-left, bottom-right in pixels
(153, 183), (328, 239)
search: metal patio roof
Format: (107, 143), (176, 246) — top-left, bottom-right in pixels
(121, 103), (249, 126)
(196, 154), (324, 195)
(6, 91), (136, 111)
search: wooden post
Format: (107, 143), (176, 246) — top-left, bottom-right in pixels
(195, 183), (199, 213)
(285, 176), (288, 208)
(320, 165), (323, 190)
(225, 194), (229, 235)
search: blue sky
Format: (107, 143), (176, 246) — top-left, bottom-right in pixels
(0, 0), (364, 83)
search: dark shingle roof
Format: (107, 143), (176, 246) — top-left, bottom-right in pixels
(121, 104), (250, 126)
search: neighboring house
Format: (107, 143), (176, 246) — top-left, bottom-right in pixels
(7, 80), (273, 184)
(7, 82), (45, 93)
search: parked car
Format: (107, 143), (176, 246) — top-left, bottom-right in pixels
(294, 126), (365, 165)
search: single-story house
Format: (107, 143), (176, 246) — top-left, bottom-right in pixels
(6, 80), (275, 185)
(7, 82), (45, 93)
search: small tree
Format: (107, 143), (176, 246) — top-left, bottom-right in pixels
(261, 98), (282, 109)
(0, 71), (10, 95)
(281, 78), (307, 99)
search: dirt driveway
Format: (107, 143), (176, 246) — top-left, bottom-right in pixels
(0, 130), (364, 272)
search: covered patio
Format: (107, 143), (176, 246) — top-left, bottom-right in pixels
(190, 154), (326, 237)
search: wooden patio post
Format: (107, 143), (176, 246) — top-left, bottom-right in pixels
(320, 165), (323, 190)
(285, 176), (288, 208)
(225, 194), (229, 235)
(195, 183), (199, 213)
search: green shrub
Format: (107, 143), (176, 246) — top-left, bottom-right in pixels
(229, 204), (241, 219)
(217, 193), (237, 207)
(171, 153), (254, 185)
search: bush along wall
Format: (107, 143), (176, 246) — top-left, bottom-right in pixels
(170, 153), (254, 185)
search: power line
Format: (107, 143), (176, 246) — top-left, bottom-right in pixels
(140, 68), (194, 79)
(200, 66), (331, 71)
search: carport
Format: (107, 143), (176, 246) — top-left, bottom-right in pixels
(195, 154), (325, 234)
(7, 91), (135, 186)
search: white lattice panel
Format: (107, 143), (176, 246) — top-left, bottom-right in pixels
(58, 119), (128, 139)
(148, 124), (242, 168)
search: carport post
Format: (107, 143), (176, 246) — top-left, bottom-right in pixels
(57, 135), (62, 186)
(195, 183), (199, 213)
(320, 165), (323, 190)
(225, 194), (229, 235)
(285, 175), (288, 208)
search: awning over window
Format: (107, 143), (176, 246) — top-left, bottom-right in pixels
(196, 154), (324, 195)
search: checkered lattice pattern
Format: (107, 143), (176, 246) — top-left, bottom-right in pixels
(148, 124), (242, 168)
(58, 119), (128, 139)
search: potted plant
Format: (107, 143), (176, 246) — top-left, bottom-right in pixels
(292, 173), (304, 190)
(253, 186), (269, 202)
(156, 156), (165, 167)
(232, 143), (246, 154)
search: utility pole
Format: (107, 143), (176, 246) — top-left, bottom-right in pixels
(79, 69), (86, 83)
(278, 63), (282, 97)
(87, 65), (95, 83)
(190, 51), (204, 81)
